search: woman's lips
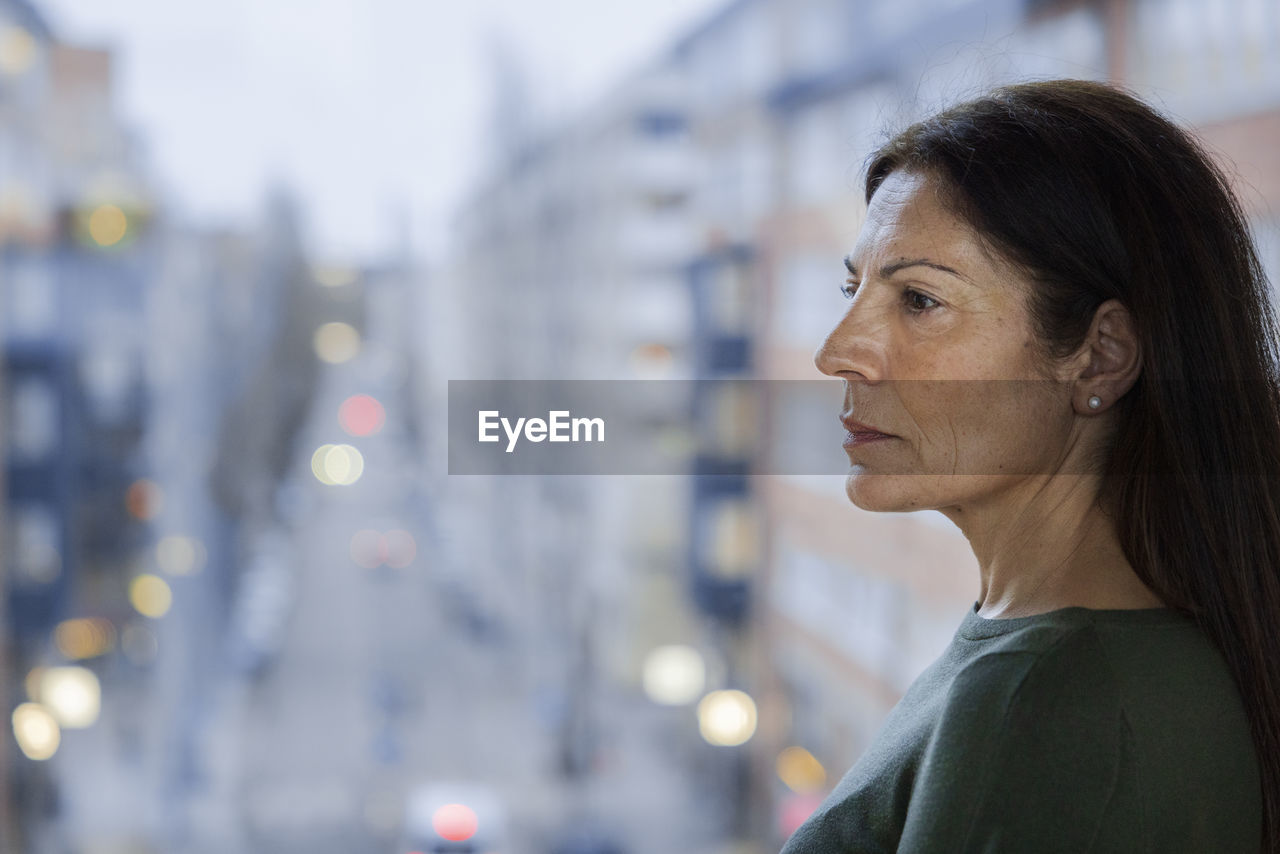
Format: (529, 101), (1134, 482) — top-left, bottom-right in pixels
(839, 414), (895, 446)
(843, 430), (894, 448)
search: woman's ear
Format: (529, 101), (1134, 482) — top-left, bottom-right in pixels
(1074, 299), (1142, 413)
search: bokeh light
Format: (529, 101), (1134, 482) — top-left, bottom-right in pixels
(384, 529), (416, 568)
(311, 443), (364, 486)
(53, 617), (116, 660)
(129, 573), (173, 618)
(642, 645), (705, 706)
(11, 703), (60, 761)
(125, 478), (164, 520)
(338, 393), (385, 437)
(432, 803), (478, 842)
(629, 342), (674, 378)
(156, 534), (206, 575)
(0, 25), (36, 76)
(88, 204), (128, 246)
(697, 689), (757, 746)
(311, 444), (336, 484)
(313, 321), (360, 364)
(776, 745), (826, 793)
(39, 666), (101, 728)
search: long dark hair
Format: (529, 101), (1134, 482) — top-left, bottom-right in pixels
(864, 79), (1280, 851)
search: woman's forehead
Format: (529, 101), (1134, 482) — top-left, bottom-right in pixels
(850, 171), (1007, 284)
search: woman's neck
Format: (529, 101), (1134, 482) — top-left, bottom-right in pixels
(942, 475), (1166, 619)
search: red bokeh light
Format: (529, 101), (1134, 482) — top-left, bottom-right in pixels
(339, 394), (386, 437)
(125, 479), (163, 520)
(385, 529), (417, 568)
(432, 803), (478, 841)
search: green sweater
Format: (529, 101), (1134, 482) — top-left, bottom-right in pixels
(779, 602), (1262, 853)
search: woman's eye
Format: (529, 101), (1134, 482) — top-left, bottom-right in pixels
(904, 289), (939, 313)
(841, 280), (939, 314)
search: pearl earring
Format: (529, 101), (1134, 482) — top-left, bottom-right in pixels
(1088, 395), (1102, 409)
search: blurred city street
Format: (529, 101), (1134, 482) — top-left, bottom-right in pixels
(42, 311), (729, 854)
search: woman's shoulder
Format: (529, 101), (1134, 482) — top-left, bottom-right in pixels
(947, 606), (1229, 720)
(943, 619), (1121, 729)
(921, 609), (1261, 852)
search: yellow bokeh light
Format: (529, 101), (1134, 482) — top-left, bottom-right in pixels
(53, 617), (116, 660)
(642, 645), (705, 706)
(39, 667), (101, 729)
(156, 535), (205, 575)
(322, 444), (364, 485)
(777, 746), (827, 794)
(88, 204), (128, 247)
(313, 322), (360, 364)
(697, 689), (758, 747)
(12, 703), (59, 760)
(129, 573), (173, 618)
(311, 444), (336, 484)
(0, 26), (36, 76)
(312, 443), (364, 485)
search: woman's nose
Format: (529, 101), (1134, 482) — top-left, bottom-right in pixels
(814, 310), (884, 380)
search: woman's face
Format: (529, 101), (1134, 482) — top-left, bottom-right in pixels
(815, 169), (1078, 514)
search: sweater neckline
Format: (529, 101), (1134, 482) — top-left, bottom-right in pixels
(959, 599), (1192, 640)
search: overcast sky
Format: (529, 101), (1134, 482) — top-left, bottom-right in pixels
(40, 0), (727, 265)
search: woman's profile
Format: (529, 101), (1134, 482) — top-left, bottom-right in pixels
(781, 79), (1278, 853)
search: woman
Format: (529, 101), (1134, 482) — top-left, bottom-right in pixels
(781, 80), (1279, 853)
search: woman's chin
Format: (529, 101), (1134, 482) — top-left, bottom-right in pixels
(844, 471), (925, 513)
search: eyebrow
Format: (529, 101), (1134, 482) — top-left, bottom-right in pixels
(843, 255), (975, 285)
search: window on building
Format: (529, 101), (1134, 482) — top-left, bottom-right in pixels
(9, 504), (61, 586)
(6, 377), (58, 462)
(696, 495), (760, 578)
(5, 256), (57, 339)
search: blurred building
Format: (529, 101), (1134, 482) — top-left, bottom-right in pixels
(1118, 0), (1280, 288)
(0, 3), (344, 849)
(442, 43), (726, 845)
(0, 5), (159, 848)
